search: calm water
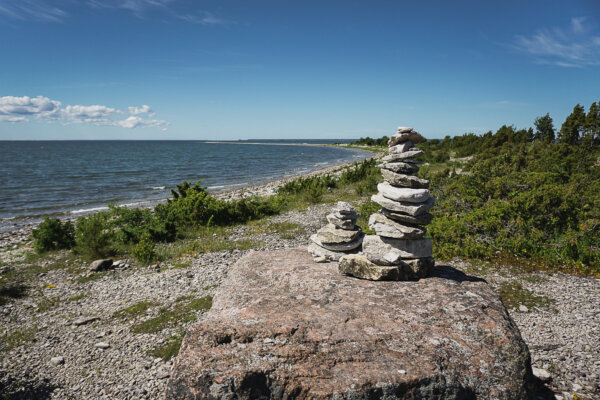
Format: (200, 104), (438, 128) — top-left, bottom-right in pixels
(0, 140), (369, 230)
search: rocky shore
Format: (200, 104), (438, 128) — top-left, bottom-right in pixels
(1, 158), (599, 399)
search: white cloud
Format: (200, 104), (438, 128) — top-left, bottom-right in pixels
(0, 0), (67, 22)
(0, 95), (169, 130)
(128, 104), (151, 115)
(513, 17), (600, 68)
(177, 12), (229, 25)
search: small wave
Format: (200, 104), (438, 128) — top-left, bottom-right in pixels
(69, 206), (109, 215)
(151, 186), (166, 190)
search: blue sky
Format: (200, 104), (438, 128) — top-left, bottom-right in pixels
(1, 0), (599, 140)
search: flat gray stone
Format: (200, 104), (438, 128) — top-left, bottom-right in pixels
(401, 257), (436, 278)
(314, 224), (361, 244)
(383, 149), (425, 160)
(307, 243), (347, 262)
(89, 259), (113, 272)
(388, 140), (414, 154)
(332, 210), (358, 220)
(371, 194), (435, 216)
(326, 214), (356, 229)
(380, 161), (419, 174)
(368, 213), (427, 239)
(95, 342), (110, 349)
(338, 254), (399, 281)
(72, 316), (100, 326)
(381, 208), (433, 225)
(381, 169), (430, 189)
(333, 201), (355, 215)
(378, 182), (430, 203)
(362, 234), (433, 260)
(396, 126), (413, 133)
(388, 131), (425, 146)
(310, 233), (364, 252)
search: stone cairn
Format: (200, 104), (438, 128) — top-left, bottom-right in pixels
(308, 201), (364, 262)
(339, 127), (435, 281)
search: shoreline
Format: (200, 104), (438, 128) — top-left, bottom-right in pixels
(0, 150), (380, 248)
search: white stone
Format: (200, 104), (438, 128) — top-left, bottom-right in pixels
(307, 243), (346, 261)
(388, 131), (425, 146)
(310, 233), (364, 252)
(333, 201), (355, 215)
(371, 194), (435, 216)
(314, 224), (361, 244)
(532, 367), (552, 382)
(380, 169), (429, 189)
(95, 342), (110, 349)
(383, 149), (424, 160)
(377, 182), (430, 203)
(388, 141), (414, 153)
(362, 235), (433, 260)
(397, 126), (413, 133)
(380, 162), (419, 174)
(326, 214), (356, 229)
(368, 213), (426, 239)
(50, 356), (64, 365)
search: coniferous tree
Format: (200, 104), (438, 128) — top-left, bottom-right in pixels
(533, 113), (555, 142)
(559, 104), (586, 145)
(584, 101), (600, 146)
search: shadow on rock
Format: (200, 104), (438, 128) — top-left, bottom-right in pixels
(432, 264), (487, 283)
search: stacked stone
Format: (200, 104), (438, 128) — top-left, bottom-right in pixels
(308, 201), (364, 262)
(340, 127), (435, 281)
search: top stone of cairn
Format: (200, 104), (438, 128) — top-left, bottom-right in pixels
(388, 127), (425, 147)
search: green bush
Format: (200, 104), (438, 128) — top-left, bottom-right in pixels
(74, 212), (113, 259)
(31, 217), (75, 253)
(132, 233), (156, 265)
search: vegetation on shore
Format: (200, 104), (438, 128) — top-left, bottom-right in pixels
(22, 100), (600, 276)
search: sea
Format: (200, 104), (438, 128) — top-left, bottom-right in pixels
(0, 140), (370, 232)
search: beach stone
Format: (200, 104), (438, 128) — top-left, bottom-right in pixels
(368, 213), (426, 239)
(326, 214), (355, 229)
(381, 169), (430, 188)
(314, 224), (361, 244)
(381, 208), (434, 225)
(310, 233), (364, 252)
(50, 356), (64, 366)
(380, 161), (419, 174)
(372, 194), (435, 216)
(362, 234), (432, 260)
(401, 257), (436, 278)
(89, 259), (113, 272)
(378, 182), (430, 203)
(382, 149), (425, 161)
(167, 249), (534, 400)
(331, 210), (358, 220)
(388, 130), (425, 146)
(307, 243), (346, 262)
(388, 140), (414, 154)
(332, 201), (355, 215)
(338, 254), (400, 281)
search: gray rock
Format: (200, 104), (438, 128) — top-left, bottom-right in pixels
(532, 367), (552, 382)
(400, 257), (435, 279)
(380, 161), (419, 174)
(307, 243), (346, 262)
(368, 213), (426, 239)
(310, 233), (364, 252)
(72, 316), (100, 326)
(332, 210), (358, 220)
(362, 235), (433, 260)
(388, 130), (425, 146)
(95, 342), (110, 349)
(378, 182), (430, 203)
(313, 224), (361, 244)
(338, 254), (399, 281)
(89, 259), (113, 272)
(371, 194), (435, 216)
(519, 305), (529, 312)
(381, 208), (433, 225)
(388, 140), (414, 154)
(313, 256), (328, 263)
(396, 126), (413, 133)
(50, 356), (64, 365)
(332, 201), (355, 215)
(382, 149), (425, 161)
(380, 169), (430, 189)
(326, 214), (356, 229)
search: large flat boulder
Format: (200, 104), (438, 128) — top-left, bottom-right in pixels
(167, 249), (534, 400)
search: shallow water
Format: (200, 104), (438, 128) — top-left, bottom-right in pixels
(0, 140), (369, 229)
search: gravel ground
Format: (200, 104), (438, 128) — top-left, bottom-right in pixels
(1, 202), (599, 399)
